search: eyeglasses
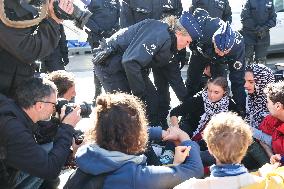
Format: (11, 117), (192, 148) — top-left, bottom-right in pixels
(37, 101), (57, 108)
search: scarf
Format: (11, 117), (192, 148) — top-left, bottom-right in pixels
(210, 164), (248, 177)
(192, 91), (229, 139)
(245, 64), (275, 128)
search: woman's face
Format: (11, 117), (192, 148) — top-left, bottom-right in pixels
(244, 71), (255, 94)
(207, 83), (226, 102)
(176, 31), (192, 50)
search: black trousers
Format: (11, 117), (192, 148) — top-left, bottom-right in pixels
(94, 63), (160, 125)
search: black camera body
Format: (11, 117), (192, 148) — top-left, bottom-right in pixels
(56, 98), (92, 118)
(35, 98), (92, 145)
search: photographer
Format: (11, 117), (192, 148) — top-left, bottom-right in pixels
(48, 70), (76, 101)
(0, 0), (74, 97)
(0, 78), (81, 189)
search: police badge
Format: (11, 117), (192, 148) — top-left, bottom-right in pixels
(233, 61), (242, 70)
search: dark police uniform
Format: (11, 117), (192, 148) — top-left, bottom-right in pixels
(41, 24), (69, 72)
(0, 11), (61, 97)
(189, 0), (232, 93)
(120, 0), (182, 28)
(120, 0), (186, 128)
(85, 0), (120, 101)
(93, 19), (182, 125)
(241, 0), (277, 64)
(187, 9), (246, 114)
(189, 0), (232, 22)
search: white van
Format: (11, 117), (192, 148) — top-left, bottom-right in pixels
(230, 0), (284, 54)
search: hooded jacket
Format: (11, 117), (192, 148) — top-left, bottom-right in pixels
(64, 140), (204, 189)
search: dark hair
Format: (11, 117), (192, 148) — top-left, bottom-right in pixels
(47, 71), (75, 98)
(86, 93), (148, 155)
(245, 67), (253, 74)
(264, 81), (284, 105)
(14, 78), (57, 109)
(207, 77), (229, 94)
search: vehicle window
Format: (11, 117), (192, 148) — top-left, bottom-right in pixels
(274, 0), (284, 12)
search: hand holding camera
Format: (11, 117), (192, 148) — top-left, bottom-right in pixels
(60, 105), (82, 127)
(48, 0), (74, 24)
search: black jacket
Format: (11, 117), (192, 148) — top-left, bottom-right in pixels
(0, 94), (74, 188)
(189, 0), (232, 23)
(120, 0), (182, 28)
(241, 0), (277, 44)
(0, 18), (61, 96)
(98, 19), (177, 97)
(170, 92), (239, 136)
(86, 0), (120, 48)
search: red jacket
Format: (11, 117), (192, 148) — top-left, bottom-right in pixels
(259, 115), (284, 155)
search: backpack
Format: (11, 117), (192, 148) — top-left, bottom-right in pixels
(64, 168), (111, 189)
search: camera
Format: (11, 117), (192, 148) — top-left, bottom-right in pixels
(56, 98), (92, 118)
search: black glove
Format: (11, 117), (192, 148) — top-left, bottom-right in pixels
(53, 1), (74, 20)
(256, 26), (268, 39)
(53, 1), (92, 29)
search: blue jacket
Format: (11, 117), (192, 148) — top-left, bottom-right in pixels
(189, 0), (232, 23)
(241, 0), (277, 44)
(64, 140), (204, 189)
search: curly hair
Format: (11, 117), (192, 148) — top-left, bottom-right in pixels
(203, 112), (253, 164)
(47, 70), (75, 98)
(86, 93), (149, 155)
(264, 81), (284, 105)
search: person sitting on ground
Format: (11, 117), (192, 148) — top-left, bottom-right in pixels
(253, 81), (284, 160)
(47, 70), (76, 101)
(170, 77), (239, 150)
(244, 63), (275, 128)
(64, 92), (204, 189)
(242, 63), (275, 170)
(174, 112), (265, 189)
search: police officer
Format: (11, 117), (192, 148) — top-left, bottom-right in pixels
(189, 0), (232, 23)
(81, 0), (120, 102)
(0, 0), (74, 97)
(120, 0), (182, 28)
(41, 24), (69, 72)
(186, 9), (246, 115)
(120, 0), (186, 128)
(241, 0), (277, 64)
(93, 12), (201, 125)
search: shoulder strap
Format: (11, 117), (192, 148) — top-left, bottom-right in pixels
(65, 168), (111, 189)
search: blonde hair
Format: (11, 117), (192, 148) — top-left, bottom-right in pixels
(203, 112), (253, 164)
(163, 16), (189, 36)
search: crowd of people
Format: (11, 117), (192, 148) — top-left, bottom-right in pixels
(0, 0), (283, 188)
